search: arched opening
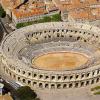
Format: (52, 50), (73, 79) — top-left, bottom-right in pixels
(76, 75), (79, 79)
(92, 71), (95, 76)
(75, 83), (78, 88)
(86, 81), (89, 86)
(45, 84), (49, 88)
(81, 74), (84, 78)
(45, 76), (49, 79)
(57, 34), (60, 37)
(91, 79), (94, 84)
(69, 83), (73, 88)
(77, 36), (80, 40)
(39, 75), (43, 79)
(63, 84), (67, 88)
(70, 76), (73, 80)
(33, 82), (37, 86)
(33, 73), (37, 77)
(23, 71), (25, 74)
(18, 77), (20, 81)
(64, 76), (67, 80)
(81, 82), (84, 87)
(86, 73), (90, 77)
(22, 79), (26, 83)
(28, 73), (31, 76)
(97, 70), (99, 74)
(58, 76), (61, 80)
(8, 47), (10, 52)
(28, 80), (31, 85)
(57, 84), (61, 89)
(51, 84), (55, 89)
(39, 83), (43, 88)
(96, 78), (99, 83)
(18, 69), (20, 73)
(51, 76), (55, 80)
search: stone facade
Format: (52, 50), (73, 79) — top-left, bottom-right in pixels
(1, 22), (100, 89)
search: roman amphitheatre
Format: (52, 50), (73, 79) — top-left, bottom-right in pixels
(0, 22), (100, 90)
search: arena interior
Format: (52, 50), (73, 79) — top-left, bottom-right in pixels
(1, 22), (100, 89)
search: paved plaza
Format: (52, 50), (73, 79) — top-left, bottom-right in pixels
(36, 83), (100, 100)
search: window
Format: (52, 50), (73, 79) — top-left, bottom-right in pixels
(18, 69), (20, 72)
(23, 79), (26, 83)
(57, 84), (61, 89)
(33, 82), (36, 85)
(33, 74), (37, 77)
(69, 35), (72, 38)
(91, 80), (94, 84)
(76, 75), (79, 79)
(64, 76), (67, 80)
(28, 80), (31, 84)
(97, 70), (99, 74)
(96, 78), (99, 83)
(77, 36), (80, 40)
(39, 75), (43, 79)
(28, 73), (31, 76)
(57, 34), (59, 37)
(81, 74), (84, 78)
(39, 83), (43, 88)
(23, 71), (25, 74)
(75, 83), (78, 87)
(8, 48), (10, 52)
(86, 73), (90, 77)
(45, 84), (49, 88)
(58, 76), (61, 80)
(81, 82), (84, 86)
(92, 71), (95, 76)
(69, 83), (72, 88)
(86, 81), (89, 85)
(45, 76), (49, 79)
(70, 76), (73, 80)
(63, 84), (67, 88)
(51, 84), (55, 89)
(18, 77), (20, 81)
(51, 76), (55, 80)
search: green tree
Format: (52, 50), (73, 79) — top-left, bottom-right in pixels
(16, 86), (38, 100)
(0, 6), (6, 18)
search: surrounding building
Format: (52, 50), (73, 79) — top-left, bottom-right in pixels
(0, 0), (59, 25)
(53, 0), (100, 22)
(0, 0), (99, 25)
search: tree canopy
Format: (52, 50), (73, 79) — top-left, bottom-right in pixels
(0, 5), (6, 18)
(16, 86), (39, 100)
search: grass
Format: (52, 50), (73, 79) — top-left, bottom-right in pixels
(91, 86), (100, 95)
(91, 86), (100, 91)
(16, 14), (61, 29)
(94, 91), (100, 95)
(16, 21), (33, 29)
